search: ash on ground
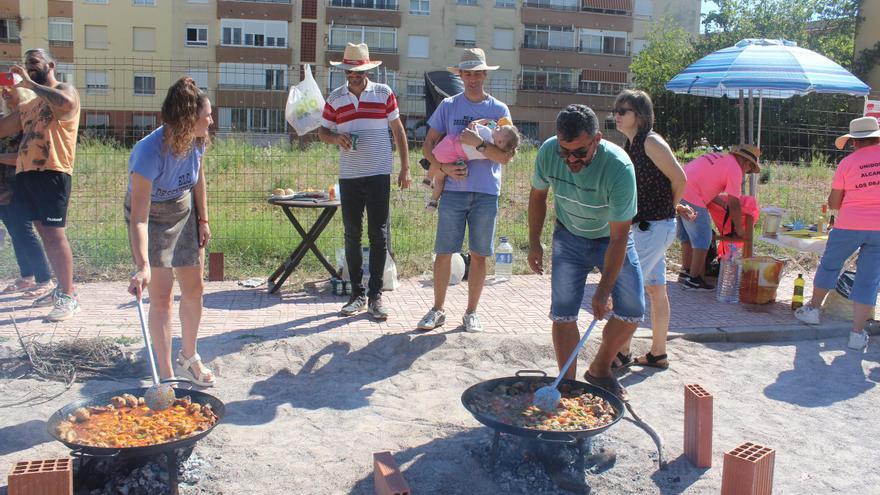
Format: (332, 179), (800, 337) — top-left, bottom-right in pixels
(468, 433), (616, 495)
(75, 450), (210, 495)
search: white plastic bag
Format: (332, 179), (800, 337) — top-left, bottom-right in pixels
(336, 248), (400, 291)
(285, 64), (325, 136)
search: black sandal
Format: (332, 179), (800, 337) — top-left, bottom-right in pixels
(610, 351), (633, 370)
(583, 370), (629, 402)
(633, 352), (669, 369)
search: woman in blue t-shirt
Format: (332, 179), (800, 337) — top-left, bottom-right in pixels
(125, 77), (215, 387)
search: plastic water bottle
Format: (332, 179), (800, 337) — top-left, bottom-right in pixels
(494, 236), (513, 282)
(717, 245), (741, 303)
(362, 246), (370, 284)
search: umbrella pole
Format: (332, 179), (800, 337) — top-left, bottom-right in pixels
(748, 89), (754, 145)
(750, 91), (764, 198)
(739, 90), (745, 146)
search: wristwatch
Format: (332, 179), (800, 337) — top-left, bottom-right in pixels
(475, 140), (487, 152)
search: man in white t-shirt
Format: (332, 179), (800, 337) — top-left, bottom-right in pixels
(318, 42), (411, 320)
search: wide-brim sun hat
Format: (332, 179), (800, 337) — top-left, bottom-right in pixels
(835, 116), (880, 149)
(447, 47), (500, 73)
(329, 43), (383, 71)
(729, 143), (762, 173)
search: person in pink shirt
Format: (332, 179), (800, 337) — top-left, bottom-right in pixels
(795, 116), (880, 352)
(676, 144), (761, 290)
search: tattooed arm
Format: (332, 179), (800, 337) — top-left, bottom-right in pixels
(11, 65), (80, 121)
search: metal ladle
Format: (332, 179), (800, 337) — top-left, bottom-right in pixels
(533, 317), (598, 412)
(136, 297), (175, 410)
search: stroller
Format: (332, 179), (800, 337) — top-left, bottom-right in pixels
(418, 70), (464, 172)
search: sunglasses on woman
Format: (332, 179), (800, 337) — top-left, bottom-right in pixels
(613, 107), (634, 116)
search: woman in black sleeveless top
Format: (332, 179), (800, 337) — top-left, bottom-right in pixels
(612, 89), (693, 370)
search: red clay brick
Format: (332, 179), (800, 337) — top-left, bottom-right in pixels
(8, 458), (72, 495)
(373, 451), (410, 495)
(684, 383), (713, 468)
(721, 442), (775, 495)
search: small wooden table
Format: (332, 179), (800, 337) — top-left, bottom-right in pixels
(267, 197), (340, 294)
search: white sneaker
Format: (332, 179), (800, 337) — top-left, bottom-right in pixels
(47, 292), (80, 321)
(848, 331), (869, 351)
(794, 304), (820, 325)
(417, 308), (445, 330)
(463, 312), (483, 333)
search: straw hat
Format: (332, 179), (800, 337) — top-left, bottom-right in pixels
(329, 43), (383, 71)
(729, 143), (761, 173)
(835, 116), (880, 149)
(447, 48), (499, 73)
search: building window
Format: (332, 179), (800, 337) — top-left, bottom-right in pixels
(85, 0), (109, 4)
(188, 0), (209, 3)
(132, 114), (156, 129)
(405, 80), (424, 100)
(134, 73), (156, 95)
(134, 0), (156, 5)
(488, 69), (513, 92)
(221, 19), (287, 48)
(0, 20), (20, 43)
(55, 63), (74, 85)
(329, 0), (397, 8)
(265, 68), (286, 90)
(409, 0), (429, 15)
(187, 68), (209, 91)
(493, 28), (514, 50)
(219, 63), (287, 90)
(579, 28), (627, 56)
(457, 0), (477, 5)
(48, 17), (73, 45)
(495, 0), (514, 7)
(84, 25), (108, 49)
(329, 25), (396, 53)
(133, 27), (156, 52)
(407, 35), (428, 58)
(186, 25), (208, 47)
(521, 66), (575, 92)
(524, 24), (575, 51)
(328, 67), (396, 92)
(85, 114), (110, 128)
(514, 121), (539, 143)
(85, 70), (109, 93)
(455, 25), (476, 48)
(218, 107), (286, 133)
(578, 80), (623, 95)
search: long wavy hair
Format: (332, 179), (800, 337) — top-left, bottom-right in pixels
(0, 87), (38, 117)
(161, 77), (210, 156)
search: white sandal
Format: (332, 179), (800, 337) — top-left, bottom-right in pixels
(174, 351), (216, 387)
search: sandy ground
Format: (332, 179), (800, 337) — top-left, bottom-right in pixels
(1, 326), (879, 494)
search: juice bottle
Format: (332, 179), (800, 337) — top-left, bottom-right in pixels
(791, 274), (805, 310)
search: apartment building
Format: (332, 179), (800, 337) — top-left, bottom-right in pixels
(0, 0), (700, 143)
(855, 0), (880, 99)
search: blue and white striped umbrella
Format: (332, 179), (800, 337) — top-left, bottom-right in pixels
(665, 38), (870, 99)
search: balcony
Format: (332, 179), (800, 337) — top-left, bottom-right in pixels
(215, 88), (287, 109)
(217, 0), (294, 22)
(48, 40), (74, 61)
(216, 44), (293, 64)
(521, 41), (577, 52)
(455, 40), (477, 48)
(522, 2), (632, 31)
(519, 47), (630, 72)
(523, 0), (631, 15)
(218, 83), (287, 91)
(516, 84), (617, 109)
(325, 1), (401, 27)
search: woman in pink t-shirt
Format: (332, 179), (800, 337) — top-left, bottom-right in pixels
(794, 117), (880, 351)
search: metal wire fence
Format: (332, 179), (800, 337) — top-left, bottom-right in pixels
(0, 59), (865, 282)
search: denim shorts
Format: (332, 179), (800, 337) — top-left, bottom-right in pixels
(434, 191), (498, 257)
(676, 199), (713, 250)
(813, 228), (880, 307)
(550, 222), (645, 323)
(632, 218), (676, 285)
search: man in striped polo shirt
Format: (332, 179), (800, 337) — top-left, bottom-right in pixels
(319, 43), (411, 320)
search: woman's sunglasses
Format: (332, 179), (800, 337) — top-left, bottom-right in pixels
(613, 107), (634, 116)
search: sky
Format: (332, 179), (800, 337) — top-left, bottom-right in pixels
(700, 0), (718, 32)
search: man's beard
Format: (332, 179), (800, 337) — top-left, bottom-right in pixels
(30, 69), (49, 85)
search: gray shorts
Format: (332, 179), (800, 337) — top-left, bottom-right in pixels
(124, 191), (201, 268)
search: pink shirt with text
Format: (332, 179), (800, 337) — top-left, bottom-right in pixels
(831, 144), (880, 231)
(682, 153), (743, 208)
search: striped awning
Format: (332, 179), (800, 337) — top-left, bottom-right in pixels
(582, 0), (632, 12)
(666, 38), (869, 99)
(581, 69), (627, 83)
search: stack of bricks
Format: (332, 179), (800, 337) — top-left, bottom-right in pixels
(373, 451), (411, 495)
(720, 442), (776, 495)
(684, 383), (713, 468)
(8, 458), (72, 495)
